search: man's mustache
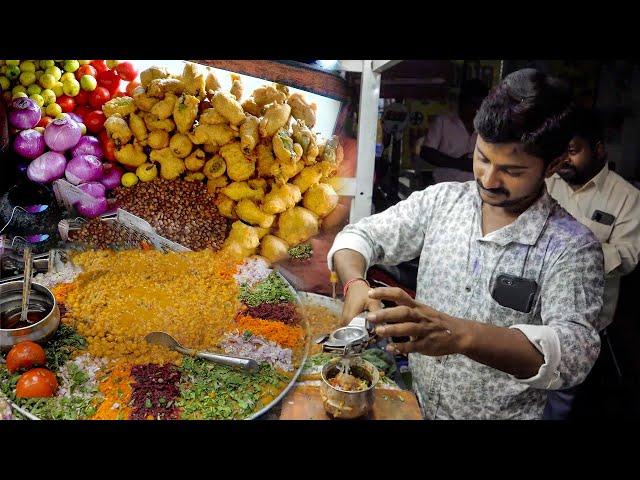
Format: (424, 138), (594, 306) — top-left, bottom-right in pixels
(476, 180), (509, 196)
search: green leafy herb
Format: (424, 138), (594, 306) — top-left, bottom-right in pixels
(288, 243), (313, 261)
(239, 272), (296, 307)
(177, 356), (290, 420)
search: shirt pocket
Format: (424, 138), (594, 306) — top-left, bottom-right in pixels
(487, 296), (537, 327)
(587, 220), (613, 244)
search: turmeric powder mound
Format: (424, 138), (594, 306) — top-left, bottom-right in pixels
(65, 249), (242, 365)
(92, 362), (134, 420)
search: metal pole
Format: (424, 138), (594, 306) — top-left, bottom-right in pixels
(351, 60), (382, 222)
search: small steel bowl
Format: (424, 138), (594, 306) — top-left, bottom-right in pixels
(0, 280), (60, 351)
(320, 356), (379, 419)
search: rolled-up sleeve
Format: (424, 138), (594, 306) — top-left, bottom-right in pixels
(327, 187), (437, 273)
(510, 239), (604, 390)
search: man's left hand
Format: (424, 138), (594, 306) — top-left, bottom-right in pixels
(367, 287), (473, 356)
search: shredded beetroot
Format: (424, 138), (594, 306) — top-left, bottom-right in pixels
(241, 302), (300, 325)
(129, 364), (181, 420)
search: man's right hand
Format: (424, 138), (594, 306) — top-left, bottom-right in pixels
(341, 280), (383, 325)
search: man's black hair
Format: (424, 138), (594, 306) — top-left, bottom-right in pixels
(572, 107), (605, 149)
(473, 68), (575, 165)
(459, 78), (489, 105)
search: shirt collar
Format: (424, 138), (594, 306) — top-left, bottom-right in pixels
(471, 183), (554, 247)
(552, 163), (609, 194)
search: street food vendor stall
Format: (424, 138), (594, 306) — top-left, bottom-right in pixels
(0, 59), (423, 420)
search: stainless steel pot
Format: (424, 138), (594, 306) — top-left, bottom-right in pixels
(0, 280), (60, 351)
(320, 356), (379, 419)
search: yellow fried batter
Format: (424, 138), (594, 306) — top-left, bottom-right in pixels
(235, 199), (275, 229)
(181, 62), (206, 98)
(240, 115), (259, 155)
(215, 193), (237, 219)
(207, 176), (229, 194)
(147, 78), (185, 98)
(115, 143), (147, 168)
(257, 142), (278, 178)
(143, 113), (176, 132)
(147, 129), (170, 149)
(102, 96), (136, 118)
(230, 73), (243, 101)
(303, 183), (339, 218)
(288, 92), (317, 128)
(292, 163), (324, 193)
(259, 103), (291, 138)
(205, 67), (222, 92)
(185, 149), (206, 171)
(241, 98), (263, 117)
(262, 183), (302, 214)
(259, 235), (290, 263)
(189, 124), (236, 146)
(133, 88), (159, 112)
(222, 181), (264, 202)
(150, 92), (178, 120)
(104, 115), (132, 146)
(272, 128), (303, 164)
(252, 83), (288, 107)
(220, 142), (255, 182)
(276, 206), (319, 246)
(140, 66), (170, 88)
(292, 119), (319, 165)
(129, 112), (148, 142)
(173, 94), (200, 134)
(169, 133), (193, 158)
(212, 91), (246, 126)
(200, 108), (228, 125)
(150, 148), (186, 180)
(203, 155), (226, 179)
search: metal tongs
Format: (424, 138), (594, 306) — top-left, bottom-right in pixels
(316, 311), (377, 355)
(19, 247), (33, 325)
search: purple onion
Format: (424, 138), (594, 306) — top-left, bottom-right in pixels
(13, 129), (46, 160)
(27, 151), (67, 184)
(67, 112), (83, 124)
(44, 117), (82, 152)
(75, 196), (108, 218)
(9, 97), (41, 129)
(100, 163), (123, 190)
(69, 135), (104, 160)
(78, 182), (106, 199)
(65, 154), (103, 185)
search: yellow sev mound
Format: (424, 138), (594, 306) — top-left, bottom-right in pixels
(64, 249), (242, 365)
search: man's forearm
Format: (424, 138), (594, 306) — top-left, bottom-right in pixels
(420, 146), (473, 172)
(456, 317), (544, 379)
(333, 248), (368, 284)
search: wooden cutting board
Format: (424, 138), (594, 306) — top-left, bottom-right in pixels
(279, 384), (423, 420)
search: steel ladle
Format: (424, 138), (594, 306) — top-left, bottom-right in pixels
(144, 331), (259, 373)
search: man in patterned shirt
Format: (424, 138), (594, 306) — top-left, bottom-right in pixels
(328, 69), (605, 419)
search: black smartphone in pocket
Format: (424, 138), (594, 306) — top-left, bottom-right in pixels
(491, 274), (538, 313)
(592, 210), (615, 226)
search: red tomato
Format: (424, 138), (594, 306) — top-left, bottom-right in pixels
(97, 70), (121, 94)
(90, 60), (108, 74)
(74, 89), (90, 107)
(16, 368), (58, 398)
(111, 91), (127, 98)
(74, 105), (92, 120)
(125, 81), (141, 96)
(85, 110), (106, 134)
(115, 61), (137, 82)
(103, 138), (117, 162)
(6, 342), (47, 373)
(57, 95), (76, 113)
(75, 64), (98, 80)
(89, 87), (111, 109)
(36, 116), (53, 128)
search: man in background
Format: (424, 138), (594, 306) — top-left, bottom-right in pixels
(545, 107), (640, 419)
(413, 79), (489, 184)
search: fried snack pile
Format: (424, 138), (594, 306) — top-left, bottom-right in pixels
(102, 63), (343, 260)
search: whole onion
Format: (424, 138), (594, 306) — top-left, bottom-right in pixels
(69, 136), (103, 160)
(27, 151), (67, 184)
(67, 112), (83, 124)
(65, 154), (103, 185)
(100, 163), (123, 190)
(44, 117), (82, 152)
(78, 182), (106, 199)
(9, 97), (41, 129)
(75, 195), (108, 218)
(13, 129), (46, 160)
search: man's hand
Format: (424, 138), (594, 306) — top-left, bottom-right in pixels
(366, 287), (472, 356)
(341, 280), (383, 325)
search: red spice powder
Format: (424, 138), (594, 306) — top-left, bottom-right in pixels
(240, 302), (300, 325)
(129, 364), (181, 420)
